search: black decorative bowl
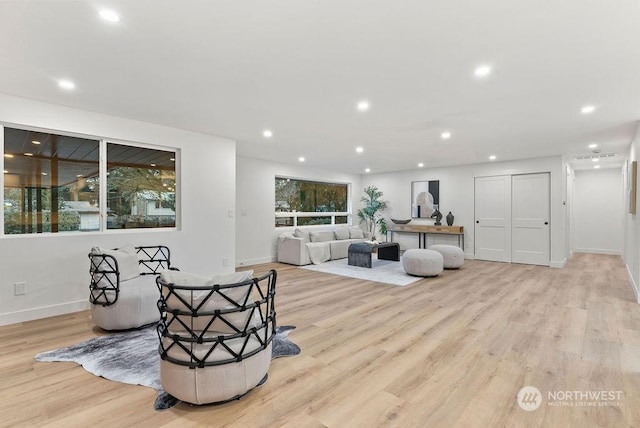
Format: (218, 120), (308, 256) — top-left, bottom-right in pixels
(390, 218), (411, 224)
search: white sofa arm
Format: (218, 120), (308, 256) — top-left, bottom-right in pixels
(277, 234), (311, 266)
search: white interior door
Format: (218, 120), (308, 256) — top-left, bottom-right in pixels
(511, 173), (550, 266)
(474, 175), (511, 262)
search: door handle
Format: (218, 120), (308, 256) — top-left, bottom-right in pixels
(544, 221), (549, 225)
(476, 220), (479, 223)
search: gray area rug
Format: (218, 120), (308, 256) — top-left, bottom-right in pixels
(301, 255), (419, 286)
(35, 325), (300, 410)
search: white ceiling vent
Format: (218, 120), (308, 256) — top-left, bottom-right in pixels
(573, 153), (618, 160)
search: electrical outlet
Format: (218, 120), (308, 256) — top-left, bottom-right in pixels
(222, 258), (229, 267)
(14, 282), (26, 296)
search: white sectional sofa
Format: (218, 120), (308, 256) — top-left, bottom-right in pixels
(277, 226), (373, 266)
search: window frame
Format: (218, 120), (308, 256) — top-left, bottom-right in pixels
(103, 139), (179, 232)
(274, 176), (352, 228)
(1, 123), (180, 237)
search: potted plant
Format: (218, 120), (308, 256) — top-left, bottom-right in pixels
(357, 185), (388, 241)
(378, 217), (388, 242)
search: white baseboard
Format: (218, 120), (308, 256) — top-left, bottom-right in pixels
(236, 256), (277, 268)
(0, 300), (90, 327)
(550, 259), (567, 268)
(626, 264), (640, 304)
(464, 253), (475, 260)
(572, 248), (622, 256)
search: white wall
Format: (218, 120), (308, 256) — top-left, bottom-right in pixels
(236, 156), (362, 266)
(624, 121), (640, 302)
(572, 168), (623, 255)
(565, 162), (574, 259)
(361, 156), (568, 267)
(0, 93), (237, 325)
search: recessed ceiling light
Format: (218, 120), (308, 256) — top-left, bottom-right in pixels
(24, 153), (33, 156)
(298, 156), (305, 162)
(76, 174), (83, 178)
(592, 158), (599, 162)
(58, 80), (75, 90)
(4, 154), (14, 158)
(365, 168), (371, 173)
(356, 146), (364, 153)
(441, 131), (451, 140)
(41, 172), (48, 176)
(32, 140), (41, 145)
(474, 65), (492, 77)
(150, 163), (156, 167)
(418, 163), (424, 168)
(357, 100), (370, 111)
(588, 143), (598, 149)
(581, 105), (596, 114)
(489, 155), (497, 160)
(594, 165), (601, 169)
(170, 157), (175, 161)
(99, 9), (120, 23)
(263, 130), (273, 138)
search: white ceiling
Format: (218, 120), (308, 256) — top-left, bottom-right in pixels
(0, 0), (638, 174)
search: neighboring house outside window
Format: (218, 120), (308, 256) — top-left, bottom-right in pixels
(106, 142), (176, 229)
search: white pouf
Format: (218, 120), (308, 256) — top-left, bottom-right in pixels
(402, 249), (444, 277)
(428, 244), (465, 269)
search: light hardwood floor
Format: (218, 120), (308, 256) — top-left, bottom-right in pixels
(1, 253), (639, 427)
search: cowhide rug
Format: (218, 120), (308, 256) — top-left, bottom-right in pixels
(35, 325), (300, 410)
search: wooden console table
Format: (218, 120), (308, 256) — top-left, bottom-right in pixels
(387, 224), (464, 250)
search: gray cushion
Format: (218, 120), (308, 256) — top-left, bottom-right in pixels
(334, 227), (350, 240)
(349, 228), (365, 239)
(309, 231), (335, 242)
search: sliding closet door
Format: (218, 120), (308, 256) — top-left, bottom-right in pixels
(474, 175), (511, 262)
(511, 173), (550, 266)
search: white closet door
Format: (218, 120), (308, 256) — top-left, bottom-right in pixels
(474, 175), (511, 262)
(511, 173), (550, 266)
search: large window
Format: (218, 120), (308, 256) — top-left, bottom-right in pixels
(3, 128), (100, 234)
(2, 126), (177, 235)
(106, 143), (176, 229)
(275, 177), (349, 227)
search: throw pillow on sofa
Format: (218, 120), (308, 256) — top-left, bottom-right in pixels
(334, 227), (350, 240)
(309, 231), (335, 242)
(349, 228), (365, 239)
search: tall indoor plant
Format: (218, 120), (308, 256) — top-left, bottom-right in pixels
(357, 185), (388, 240)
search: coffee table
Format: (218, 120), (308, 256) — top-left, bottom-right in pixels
(348, 242), (400, 268)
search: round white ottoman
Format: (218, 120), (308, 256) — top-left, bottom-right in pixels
(402, 249), (444, 277)
(428, 244), (465, 269)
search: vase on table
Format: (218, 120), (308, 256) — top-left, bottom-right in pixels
(446, 211), (454, 226)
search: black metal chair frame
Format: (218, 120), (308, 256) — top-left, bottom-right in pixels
(89, 245), (175, 307)
(156, 269), (277, 369)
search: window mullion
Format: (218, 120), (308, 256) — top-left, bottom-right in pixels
(99, 140), (107, 231)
